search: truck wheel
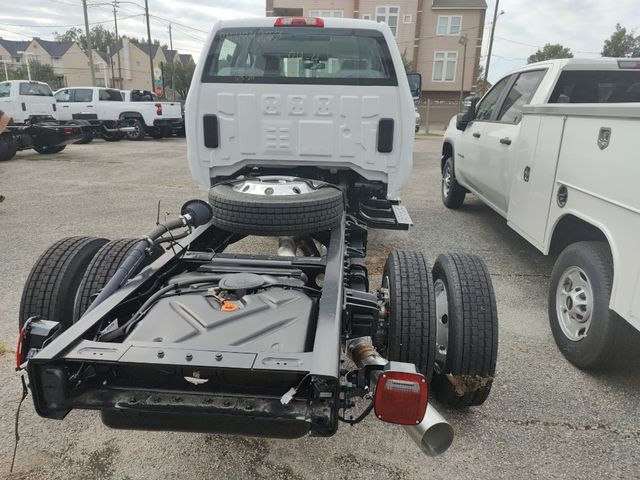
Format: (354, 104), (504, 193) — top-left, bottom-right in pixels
(73, 238), (163, 322)
(150, 128), (163, 139)
(103, 131), (124, 142)
(19, 236), (109, 330)
(125, 118), (146, 141)
(0, 134), (18, 161)
(74, 133), (93, 144)
(208, 176), (344, 236)
(381, 250), (437, 380)
(549, 241), (632, 369)
(441, 157), (466, 209)
(33, 145), (66, 154)
(431, 253), (498, 407)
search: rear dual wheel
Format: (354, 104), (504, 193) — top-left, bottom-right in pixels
(382, 250), (498, 407)
(33, 145), (66, 154)
(0, 134), (18, 161)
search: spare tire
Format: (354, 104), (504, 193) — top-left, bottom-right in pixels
(208, 176), (344, 236)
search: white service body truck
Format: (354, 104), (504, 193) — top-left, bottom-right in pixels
(54, 86), (181, 140)
(441, 58), (640, 369)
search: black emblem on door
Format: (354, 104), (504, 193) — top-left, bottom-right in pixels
(523, 166), (530, 182)
(597, 127), (611, 150)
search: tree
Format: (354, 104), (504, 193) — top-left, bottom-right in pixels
(475, 65), (489, 94)
(162, 60), (195, 100)
(527, 43), (573, 64)
(9, 61), (58, 88)
(55, 25), (116, 51)
(601, 23), (640, 57)
(400, 51), (413, 74)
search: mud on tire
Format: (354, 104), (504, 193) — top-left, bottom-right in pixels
(431, 253), (498, 407)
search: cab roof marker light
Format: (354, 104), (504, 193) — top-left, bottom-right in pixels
(617, 59), (640, 69)
(274, 17), (324, 27)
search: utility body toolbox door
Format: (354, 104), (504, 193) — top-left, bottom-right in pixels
(506, 110), (564, 250)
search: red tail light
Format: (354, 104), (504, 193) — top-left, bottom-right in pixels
(274, 17), (324, 27)
(63, 127), (74, 135)
(374, 371), (428, 425)
(155, 103), (163, 115)
(16, 326), (26, 369)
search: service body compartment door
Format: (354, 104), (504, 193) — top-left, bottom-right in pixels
(506, 113), (564, 248)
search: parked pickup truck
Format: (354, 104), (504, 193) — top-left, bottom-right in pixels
(54, 86), (180, 141)
(441, 58), (640, 369)
(0, 80), (84, 161)
(120, 89), (183, 139)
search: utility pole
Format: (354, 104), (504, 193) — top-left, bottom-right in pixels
(82, 0), (97, 86)
(458, 35), (468, 110)
(144, 0), (156, 92)
(169, 24), (175, 101)
(484, 0), (499, 93)
(2, 61), (8, 81)
(107, 45), (115, 88)
(112, 1), (123, 89)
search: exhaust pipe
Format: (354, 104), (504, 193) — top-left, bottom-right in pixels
(404, 404), (454, 457)
(346, 337), (454, 457)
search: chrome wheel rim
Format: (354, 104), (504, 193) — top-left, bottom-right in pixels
(434, 278), (449, 372)
(232, 176), (319, 196)
(556, 266), (593, 341)
(443, 164), (452, 198)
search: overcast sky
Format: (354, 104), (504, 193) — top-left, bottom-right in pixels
(1, 0), (639, 82)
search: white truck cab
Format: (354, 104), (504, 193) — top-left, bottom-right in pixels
(186, 16), (416, 199)
(0, 80), (57, 124)
(442, 58), (640, 369)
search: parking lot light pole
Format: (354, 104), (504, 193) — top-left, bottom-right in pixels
(458, 35), (468, 110)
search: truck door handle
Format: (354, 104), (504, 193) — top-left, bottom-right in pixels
(86, 105), (94, 108)
(500, 137), (512, 145)
(472, 132), (481, 138)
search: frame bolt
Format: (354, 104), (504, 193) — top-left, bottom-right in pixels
(186, 353), (193, 361)
(157, 350), (165, 359)
(215, 353), (223, 361)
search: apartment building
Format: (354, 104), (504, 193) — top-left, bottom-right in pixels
(266, 0), (486, 100)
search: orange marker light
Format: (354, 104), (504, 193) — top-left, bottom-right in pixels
(221, 301), (239, 312)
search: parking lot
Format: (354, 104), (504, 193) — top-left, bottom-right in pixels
(0, 137), (638, 480)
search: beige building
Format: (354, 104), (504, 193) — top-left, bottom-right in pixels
(266, 0), (486, 101)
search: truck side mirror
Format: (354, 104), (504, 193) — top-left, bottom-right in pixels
(407, 72), (422, 101)
(456, 96), (478, 131)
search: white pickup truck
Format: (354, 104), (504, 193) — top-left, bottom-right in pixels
(442, 58), (640, 369)
(54, 86), (181, 140)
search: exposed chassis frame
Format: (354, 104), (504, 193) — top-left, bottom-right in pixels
(26, 216), (349, 437)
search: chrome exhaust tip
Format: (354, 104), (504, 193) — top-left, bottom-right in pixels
(404, 404), (454, 457)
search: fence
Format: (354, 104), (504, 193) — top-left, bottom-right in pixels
(417, 99), (461, 134)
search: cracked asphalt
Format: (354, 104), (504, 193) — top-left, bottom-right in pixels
(0, 136), (638, 479)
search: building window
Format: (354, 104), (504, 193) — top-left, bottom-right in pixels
(376, 6), (399, 36)
(403, 14), (412, 24)
(433, 51), (457, 82)
(361, 14), (371, 20)
(309, 10), (343, 18)
(437, 16), (462, 36)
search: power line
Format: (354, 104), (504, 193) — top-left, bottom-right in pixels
(0, 13), (144, 29)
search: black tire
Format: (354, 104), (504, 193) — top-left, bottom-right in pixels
(441, 157), (466, 209)
(149, 128), (164, 139)
(33, 145), (66, 154)
(19, 236), (109, 330)
(208, 182), (344, 236)
(431, 253), (498, 407)
(125, 118), (146, 141)
(0, 134), (18, 161)
(74, 133), (93, 144)
(73, 238), (163, 322)
(103, 130), (124, 142)
(382, 250), (437, 381)
(548, 241), (634, 370)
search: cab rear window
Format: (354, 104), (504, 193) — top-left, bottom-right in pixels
(202, 27), (397, 86)
(19, 82), (53, 96)
(549, 70), (640, 103)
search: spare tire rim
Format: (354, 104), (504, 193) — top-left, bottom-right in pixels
(231, 176), (319, 196)
(556, 266), (593, 342)
(443, 163), (452, 198)
(434, 278), (449, 373)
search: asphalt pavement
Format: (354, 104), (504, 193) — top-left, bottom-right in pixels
(0, 136), (638, 479)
